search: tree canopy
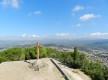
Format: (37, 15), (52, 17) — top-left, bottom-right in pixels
(0, 46), (108, 80)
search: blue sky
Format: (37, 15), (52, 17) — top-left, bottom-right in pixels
(0, 0), (108, 40)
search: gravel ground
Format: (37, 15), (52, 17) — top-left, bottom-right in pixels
(0, 58), (64, 80)
(53, 59), (92, 80)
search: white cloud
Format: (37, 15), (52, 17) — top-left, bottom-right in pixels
(71, 13), (75, 16)
(56, 33), (70, 37)
(90, 32), (108, 36)
(1, 0), (20, 8)
(31, 35), (39, 38)
(73, 5), (84, 11)
(21, 34), (40, 38)
(28, 10), (42, 16)
(55, 33), (76, 38)
(34, 11), (41, 15)
(80, 14), (101, 21)
(21, 34), (28, 38)
(11, 0), (19, 8)
(1, 0), (9, 8)
(76, 23), (82, 27)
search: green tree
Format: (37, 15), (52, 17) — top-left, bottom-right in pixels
(72, 47), (80, 68)
(40, 47), (48, 58)
(25, 48), (30, 60)
(19, 48), (26, 60)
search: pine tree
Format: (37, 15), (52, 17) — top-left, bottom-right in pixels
(72, 47), (80, 68)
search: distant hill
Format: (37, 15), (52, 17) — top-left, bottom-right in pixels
(1, 39), (108, 51)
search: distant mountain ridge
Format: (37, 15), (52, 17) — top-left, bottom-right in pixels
(0, 39), (108, 50)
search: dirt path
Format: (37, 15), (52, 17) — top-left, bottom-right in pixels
(53, 59), (92, 80)
(0, 58), (64, 80)
(63, 67), (84, 80)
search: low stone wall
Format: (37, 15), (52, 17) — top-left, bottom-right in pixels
(50, 59), (70, 80)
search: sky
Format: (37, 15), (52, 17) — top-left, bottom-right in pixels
(0, 0), (108, 40)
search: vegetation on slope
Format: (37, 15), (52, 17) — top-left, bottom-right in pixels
(0, 47), (108, 80)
